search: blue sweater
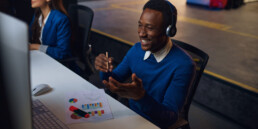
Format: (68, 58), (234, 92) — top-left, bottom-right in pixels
(100, 42), (195, 128)
(30, 10), (71, 60)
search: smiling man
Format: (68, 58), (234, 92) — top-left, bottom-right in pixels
(94, 0), (196, 128)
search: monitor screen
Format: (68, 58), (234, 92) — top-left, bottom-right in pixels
(0, 12), (32, 129)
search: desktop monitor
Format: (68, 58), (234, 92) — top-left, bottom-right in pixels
(0, 12), (32, 129)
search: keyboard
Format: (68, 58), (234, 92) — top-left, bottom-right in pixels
(32, 99), (69, 129)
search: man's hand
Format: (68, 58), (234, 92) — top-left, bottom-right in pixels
(103, 73), (145, 100)
(29, 44), (40, 50)
(94, 53), (114, 72)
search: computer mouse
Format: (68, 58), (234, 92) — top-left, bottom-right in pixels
(32, 84), (52, 96)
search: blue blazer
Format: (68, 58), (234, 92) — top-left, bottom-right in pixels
(30, 10), (71, 60)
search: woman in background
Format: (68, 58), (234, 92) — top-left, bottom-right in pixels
(30, 0), (71, 60)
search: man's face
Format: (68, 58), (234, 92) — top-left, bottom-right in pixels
(138, 8), (167, 53)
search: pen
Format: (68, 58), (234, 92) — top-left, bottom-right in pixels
(106, 52), (109, 70)
(69, 106), (90, 118)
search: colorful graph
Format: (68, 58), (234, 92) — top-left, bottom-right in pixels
(71, 113), (82, 119)
(88, 110), (105, 116)
(82, 102), (102, 110)
(70, 110), (105, 119)
(69, 98), (78, 103)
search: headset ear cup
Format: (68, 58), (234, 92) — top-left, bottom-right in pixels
(166, 25), (172, 37)
(166, 25), (177, 37)
(170, 27), (177, 37)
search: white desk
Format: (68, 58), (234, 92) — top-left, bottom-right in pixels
(30, 51), (158, 129)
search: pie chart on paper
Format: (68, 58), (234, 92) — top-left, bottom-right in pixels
(71, 113), (82, 119)
(69, 98), (78, 103)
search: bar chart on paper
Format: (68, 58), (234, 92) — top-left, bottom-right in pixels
(82, 102), (103, 110)
(65, 89), (113, 124)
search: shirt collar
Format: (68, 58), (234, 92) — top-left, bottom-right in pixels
(38, 10), (51, 27)
(143, 39), (173, 63)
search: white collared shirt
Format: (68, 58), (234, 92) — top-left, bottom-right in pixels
(143, 39), (173, 63)
(38, 11), (51, 44)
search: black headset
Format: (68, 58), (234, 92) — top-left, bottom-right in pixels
(165, 1), (177, 37)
